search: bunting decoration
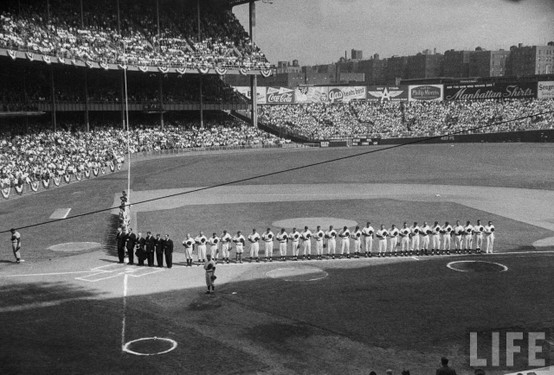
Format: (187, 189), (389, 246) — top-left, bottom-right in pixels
(1, 186), (10, 199)
(63, 174), (71, 183)
(43, 55), (51, 64)
(29, 181), (39, 192)
(7, 50), (17, 60)
(215, 67), (227, 75)
(53, 177), (61, 186)
(14, 184), (24, 195)
(42, 179), (50, 188)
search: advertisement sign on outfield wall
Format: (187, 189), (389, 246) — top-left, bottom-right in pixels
(234, 86), (267, 104)
(444, 82), (537, 100)
(294, 86), (329, 103)
(327, 86), (367, 103)
(408, 84), (443, 101)
(537, 81), (554, 99)
(367, 86), (408, 102)
(266, 87), (295, 104)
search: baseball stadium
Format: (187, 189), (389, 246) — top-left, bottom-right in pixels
(1, 1), (554, 374)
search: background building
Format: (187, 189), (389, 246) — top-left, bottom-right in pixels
(506, 42), (554, 76)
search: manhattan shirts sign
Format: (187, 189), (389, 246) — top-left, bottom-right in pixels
(444, 82), (537, 101)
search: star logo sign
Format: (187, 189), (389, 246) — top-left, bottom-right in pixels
(368, 87), (404, 102)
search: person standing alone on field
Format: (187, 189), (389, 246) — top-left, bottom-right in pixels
(10, 228), (24, 263)
(204, 254), (216, 294)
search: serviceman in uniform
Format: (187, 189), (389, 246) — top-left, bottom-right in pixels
(301, 226), (313, 260)
(420, 221), (431, 255)
(10, 228), (23, 263)
(442, 221), (453, 254)
(135, 232), (146, 266)
(204, 254), (216, 294)
(473, 220), (484, 253)
(262, 228), (275, 261)
(339, 226), (351, 258)
(410, 222), (421, 256)
(145, 231), (156, 266)
(208, 232), (220, 261)
(182, 233), (195, 266)
(464, 221), (474, 253)
(431, 221), (441, 255)
(125, 228), (137, 265)
(163, 234), (174, 268)
(220, 230), (232, 264)
(195, 231), (208, 263)
(233, 231), (246, 263)
(484, 221), (495, 254)
(389, 224), (399, 256)
(155, 233), (165, 267)
(290, 227), (301, 260)
(399, 222), (411, 256)
(352, 225), (362, 258)
(276, 228), (289, 261)
(315, 225), (325, 260)
(325, 225), (337, 259)
(116, 227), (126, 264)
(361, 222), (374, 257)
(453, 220), (464, 254)
(376, 224), (388, 257)
(248, 228), (260, 262)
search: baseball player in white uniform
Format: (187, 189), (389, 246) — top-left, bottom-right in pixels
(464, 221), (474, 253)
(400, 222), (411, 255)
(220, 230), (232, 264)
(339, 226), (351, 258)
(473, 220), (484, 253)
(431, 221), (441, 255)
(182, 234), (195, 266)
(315, 225), (325, 259)
(291, 227), (301, 260)
(208, 233), (220, 261)
(389, 224), (399, 256)
(325, 225), (337, 259)
(484, 221), (495, 253)
(361, 222), (374, 257)
(453, 220), (464, 253)
(301, 226), (312, 260)
(262, 228), (275, 261)
(276, 228), (289, 260)
(410, 222), (421, 255)
(248, 229), (261, 262)
(195, 231), (208, 262)
(420, 222), (431, 255)
(376, 224), (388, 256)
(233, 231), (245, 263)
(352, 225), (362, 258)
(442, 222), (453, 254)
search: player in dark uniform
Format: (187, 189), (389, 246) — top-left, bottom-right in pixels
(145, 232), (156, 266)
(155, 233), (164, 267)
(136, 232), (146, 266)
(116, 227), (126, 263)
(163, 234), (174, 268)
(125, 228), (137, 265)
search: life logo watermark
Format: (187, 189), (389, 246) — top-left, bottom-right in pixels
(468, 329), (551, 371)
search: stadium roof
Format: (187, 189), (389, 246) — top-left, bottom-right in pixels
(228, 0), (261, 7)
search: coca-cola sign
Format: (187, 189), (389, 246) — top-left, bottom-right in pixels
(266, 87), (294, 104)
(444, 82), (537, 101)
(408, 85), (443, 101)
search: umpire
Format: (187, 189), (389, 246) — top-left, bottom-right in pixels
(163, 234), (174, 268)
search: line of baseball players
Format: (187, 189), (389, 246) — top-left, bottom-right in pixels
(180, 219), (496, 265)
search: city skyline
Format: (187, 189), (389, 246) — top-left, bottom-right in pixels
(233, 0), (554, 66)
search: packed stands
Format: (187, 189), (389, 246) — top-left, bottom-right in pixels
(259, 99), (554, 140)
(0, 118), (286, 187)
(0, 0), (269, 71)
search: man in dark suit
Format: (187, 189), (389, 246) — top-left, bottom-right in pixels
(155, 233), (165, 267)
(116, 227), (126, 263)
(145, 232), (156, 267)
(136, 232), (146, 266)
(436, 357), (457, 375)
(125, 228), (137, 265)
(163, 234), (174, 268)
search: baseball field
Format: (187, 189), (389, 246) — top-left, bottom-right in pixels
(1, 143), (553, 375)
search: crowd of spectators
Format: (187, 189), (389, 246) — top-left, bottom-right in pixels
(259, 99), (554, 140)
(0, 0), (269, 71)
(0, 119), (287, 187)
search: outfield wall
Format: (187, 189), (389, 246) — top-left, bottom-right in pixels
(378, 129), (554, 144)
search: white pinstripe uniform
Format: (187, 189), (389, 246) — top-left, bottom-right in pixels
(276, 230), (288, 258)
(352, 228), (362, 255)
(182, 236), (194, 260)
(248, 231), (260, 259)
(389, 226), (399, 253)
(208, 235), (220, 259)
(195, 234), (208, 262)
(484, 223), (495, 253)
(376, 228), (388, 254)
(220, 231), (232, 260)
(233, 234), (245, 254)
(315, 228), (325, 256)
(432, 223), (441, 251)
(301, 229), (312, 256)
(362, 225), (374, 254)
(410, 224), (421, 251)
(453, 223), (464, 250)
(291, 229), (301, 257)
(473, 222), (484, 251)
(339, 228), (351, 255)
(262, 230), (275, 259)
(464, 223), (474, 250)
(325, 228), (337, 256)
(442, 224), (453, 251)
(420, 224), (431, 252)
(400, 225), (411, 252)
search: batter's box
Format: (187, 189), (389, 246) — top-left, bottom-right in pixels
(75, 264), (164, 282)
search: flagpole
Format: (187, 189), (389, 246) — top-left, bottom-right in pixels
(123, 44), (131, 227)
